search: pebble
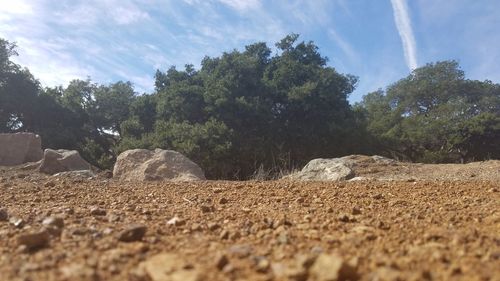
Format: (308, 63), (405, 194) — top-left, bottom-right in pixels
(118, 224), (147, 242)
(0, 209), (8, 221)
(200, 204), (214, 213)
(17, 229), (50, 250)
(208, 222), (220, 231)
(9, 217), (25, 228)
(191, 223), (202, 231)
(338, 213), (351, 222)
(135, 253), (200, 281)
(90, 207), (106, 216)
(42, 216), (64, 229)
(60, 263), (97, 281)
(215, 254), (229, 270)
(352, 207), (362, 215)
(167, 216), (186, 226)
(220, 229), (230, 240)
(310, 253), (358, 281)
(228, 244), (252, 258)
(254, 256), (270, 273)
(219, 198), (228, 204)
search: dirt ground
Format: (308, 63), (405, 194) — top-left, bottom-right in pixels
(0, 161), (499, 281)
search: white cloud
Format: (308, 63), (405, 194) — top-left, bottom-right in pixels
(0, 0), (33, 15)
(390, 0), (418, 70)
(217, 0), (261, 11)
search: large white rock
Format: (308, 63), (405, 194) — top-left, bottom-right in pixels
(39, 149), (92, 175)
(113, 149), (205, 181)
(286, 155), (398, 182)
(287, 158), (355, 181)
(0, 133), (43, 166)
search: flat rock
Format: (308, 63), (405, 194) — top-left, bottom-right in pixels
(0, 133), (43, 166)
(118, 224), (147, 242)
(310, 253), (358, 281)
(135, 253), (200, 281)
(39, 149), (92, 175)
(17, 230), (50, 250)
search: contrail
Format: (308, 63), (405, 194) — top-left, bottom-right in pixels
(390, 0), (418, 70)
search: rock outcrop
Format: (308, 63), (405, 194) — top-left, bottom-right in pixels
(0, 133), (43, 166)
(286, 155), (397, 181)
(113, 149), (205, 181)
(38, 149), (92, 175)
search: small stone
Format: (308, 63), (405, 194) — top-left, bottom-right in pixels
(0, 209), (8, 221)
(255, 257), (270, 273)
(103, 228), (113, 235)
(338, 213), (351, 223)
(71, 228), (88, 236)
(191, 223), (202, 231)
(17, 230), (50, 250)
(42, 216), (64, 229)
(90, 207), (106, 216)
(219, 198), (228, 204)
(167, 217), (186, 226)
(228, 244), (252, 258)
(9, 217), (25, 228)
(220, 229), (230, 240)
(352, 207), (362, 215)
(44, 181), (56, 187)
(372, 193), (383, 200)
(135, 253), (200, 281)
(118, 224), (147, 242)
(208, 222), (220, 231)
(215, 254), (229, 270)
(200, 204), (214, 213)
(60, 263), (97, 281)
(277, 232), (289, 245)
(310, 253), (358, 281)
(229, 231), (241, 240)
(108, 214), (121, 223)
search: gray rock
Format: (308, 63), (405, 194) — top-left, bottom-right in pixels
(90, 206), (106, 216)
(17, 230), (50, 250)
(0, 133), (43, 166)
(39, 149), (91, 175)
(286, 158), (355, 181)
(52, 170), (95, 179)
(0, 209), (8, 221)
(310, 253), (358, 281)
(42, 216), (64, 229)
(118, 224), (147, 242)
(113, 149), (205, 181)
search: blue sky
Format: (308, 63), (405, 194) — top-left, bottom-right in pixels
(1, 0), (499, 102)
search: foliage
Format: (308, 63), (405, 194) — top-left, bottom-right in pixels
(1, 37), (498, 178)
(361, 61), (500, 162)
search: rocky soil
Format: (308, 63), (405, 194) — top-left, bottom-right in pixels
(0, 164), (499, 281)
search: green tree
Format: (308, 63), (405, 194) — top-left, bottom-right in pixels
(361, 60), (500, 162)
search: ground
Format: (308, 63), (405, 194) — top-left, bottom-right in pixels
(0, 161), (499, 281)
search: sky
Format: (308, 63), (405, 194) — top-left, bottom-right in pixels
(1, 0), (499, 103)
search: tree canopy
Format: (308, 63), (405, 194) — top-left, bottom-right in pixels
(1, 36), (498, 179)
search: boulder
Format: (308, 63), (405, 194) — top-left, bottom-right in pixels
(0, 133), (43, 166)
(285, 155), (398, 182)
(39, 149), (92, 175)
(113, 149), (205, 181)
(286, 158), (355, 181)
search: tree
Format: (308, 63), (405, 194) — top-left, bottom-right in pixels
(361, 60), (500, 162)
(0, 39), (41, 133)
(117, 34), (359, 178)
